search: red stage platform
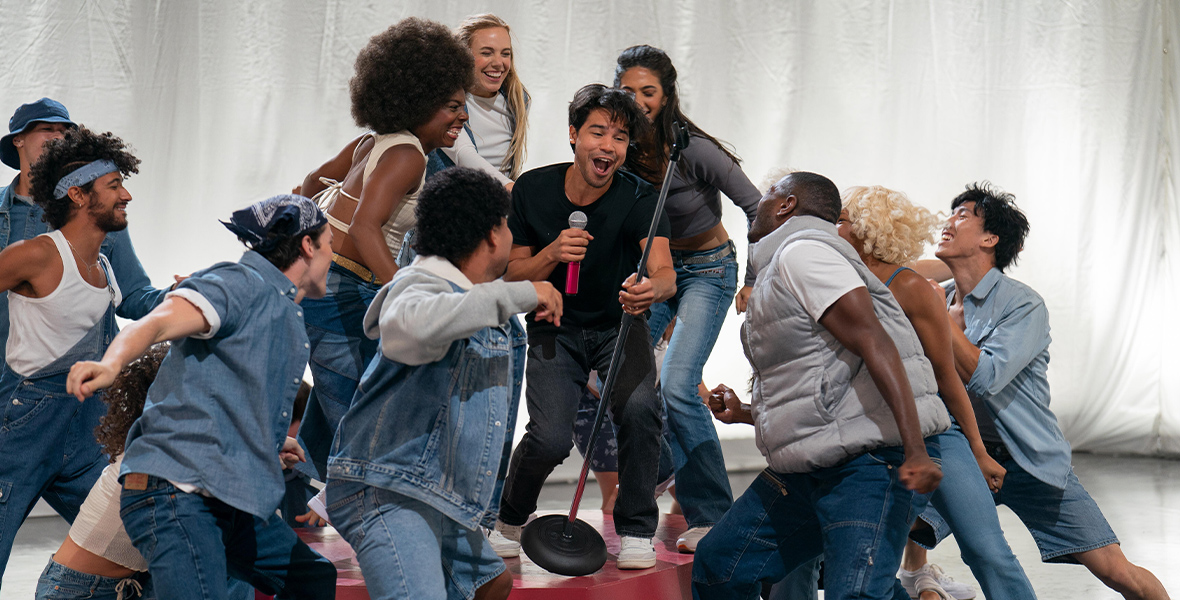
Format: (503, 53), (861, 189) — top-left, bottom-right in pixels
(287, 511), (694, 600)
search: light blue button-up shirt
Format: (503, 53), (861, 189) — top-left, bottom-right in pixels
(0, 176), (167, 364)
(121, 251), (308, 518)
(947, 268), (1072, 489)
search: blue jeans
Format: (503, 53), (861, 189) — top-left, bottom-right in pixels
(908, 428), (1036, 599)
(919, 443), (1118, 565)
(647, 242), (738, 527)
(36, 559), (152, 600)
(501, 320), (662, 538)
(767, 558), (821, 600)
(327, 481), (505, 600)
(0, 307), (115, 581)
(692, 441), (939, 600)
(297, 262), (380, 480)
(120, 477), (335, 600)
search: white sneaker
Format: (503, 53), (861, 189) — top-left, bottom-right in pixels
(676, 525), (711, 553)
(899, 564), (976, 600)
(616, 536), (656, 569)
(488, 520), (521, 558)
(913, 571), (954, 600)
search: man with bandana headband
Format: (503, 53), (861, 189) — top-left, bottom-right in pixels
(0, 126), (151, 581)
(0, 99), (168, 366)
(67, 194), (338, 599)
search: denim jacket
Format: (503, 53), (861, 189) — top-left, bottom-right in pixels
(121, 251), (309, 518)
(946, 269), (1072, 489)
(328, 256), (536, 530)
(0, 176), (167, 364)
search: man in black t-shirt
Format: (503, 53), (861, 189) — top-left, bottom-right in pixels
(493, 85), (675, 570)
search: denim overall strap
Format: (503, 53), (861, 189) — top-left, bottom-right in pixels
(0, 275), (118, 578)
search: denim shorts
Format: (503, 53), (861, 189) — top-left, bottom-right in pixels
(36, 559), (151, 600)
(917, 455), (1118, 564)
(327, 480), (505, 600)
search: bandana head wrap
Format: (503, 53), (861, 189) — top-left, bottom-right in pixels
(221, 194), (328, 253)
(53, 159), (119, 199)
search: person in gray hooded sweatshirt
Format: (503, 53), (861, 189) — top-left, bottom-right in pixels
(691, 171), (950, 600)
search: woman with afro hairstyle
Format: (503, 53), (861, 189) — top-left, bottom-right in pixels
(292, 17), (475, 487)
(609, 44), (763, 552)
(426, 14), (530, 191)
(0, 127), (144, 578)
(836, 185), (1036, 600)
(34, 344), (167, 599)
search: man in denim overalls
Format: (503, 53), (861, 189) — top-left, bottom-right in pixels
(0, 125), (145, 581)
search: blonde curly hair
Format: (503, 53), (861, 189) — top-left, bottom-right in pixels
(842, 185), (941, 265)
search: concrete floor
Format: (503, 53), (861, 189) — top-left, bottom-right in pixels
(5, 445), (1179, 598)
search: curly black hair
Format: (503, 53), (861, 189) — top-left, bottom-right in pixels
(951, 182), (1030, 272)
(413, 167), (509, 264)
(29, 127), (140, 230)
(568, 84), (651, 151)
(94, 343), (170, 461)
(350, 18), (475, 135)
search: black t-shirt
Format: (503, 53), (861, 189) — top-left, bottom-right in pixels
(509, 163), (671, 329)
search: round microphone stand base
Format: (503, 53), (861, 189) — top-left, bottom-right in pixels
(520, 514), (608, 577)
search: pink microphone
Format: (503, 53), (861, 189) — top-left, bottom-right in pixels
(565, 210), (588, 295)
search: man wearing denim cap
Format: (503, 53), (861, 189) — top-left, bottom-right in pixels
(0, 98), (168, 365)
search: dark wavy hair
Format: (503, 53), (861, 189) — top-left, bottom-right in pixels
(350, 18), (475, 135)
(239, 224), (329, 272)
(951, 182), (1030, 272)
(413, 167), (510, 264)
(94, 343), (169, 461)
(613, 45), (741, 184)
(568, 84), (650, 151)
(29, 127), (140, 229)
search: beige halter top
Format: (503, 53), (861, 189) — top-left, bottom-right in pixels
(315, 130), (425, 258)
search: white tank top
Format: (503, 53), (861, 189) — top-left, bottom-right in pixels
(6, 230), (122, 376)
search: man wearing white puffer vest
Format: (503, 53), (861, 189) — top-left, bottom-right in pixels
(691, 172), (950, 600)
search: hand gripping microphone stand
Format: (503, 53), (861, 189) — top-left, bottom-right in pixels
(520, 124), (690, 576)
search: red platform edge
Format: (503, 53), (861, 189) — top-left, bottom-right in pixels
(262, 511), (694, 600)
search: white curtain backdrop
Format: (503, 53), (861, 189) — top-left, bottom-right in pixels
(1, 0), (1176, 454)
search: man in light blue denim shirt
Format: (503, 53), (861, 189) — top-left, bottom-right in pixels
(936, 183), (1167, 600)
(67, 195), (337, 600)
(0, 98), (169, 365)
(327, 168), (561, 600)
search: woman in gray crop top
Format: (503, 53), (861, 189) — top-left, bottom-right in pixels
(612, 44), (762, 547)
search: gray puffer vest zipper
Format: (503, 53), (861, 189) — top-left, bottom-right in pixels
(741, 215), (950, 473)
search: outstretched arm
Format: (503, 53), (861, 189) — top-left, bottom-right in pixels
(894, 275), (1004, 491)
(818, 288), (942, 494)
(67, 296), (209, 400)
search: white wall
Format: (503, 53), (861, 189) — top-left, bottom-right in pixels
(2, 0), (1177, 453)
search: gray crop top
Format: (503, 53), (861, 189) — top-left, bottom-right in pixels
(665, 133), (760, 239)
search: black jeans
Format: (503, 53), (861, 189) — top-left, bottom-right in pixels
(499, 319), (662, 538)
